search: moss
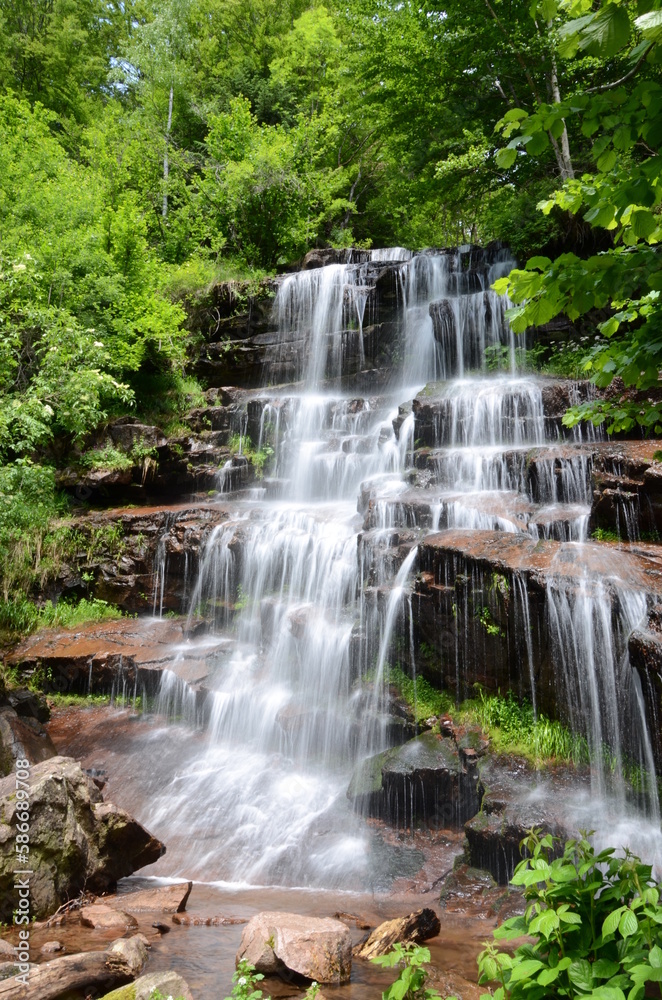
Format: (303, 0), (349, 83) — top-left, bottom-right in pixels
(100, 986), (136, 1000)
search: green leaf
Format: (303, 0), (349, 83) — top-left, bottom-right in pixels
(525, 256), (552, 271)
(630, 210), (657, 239)
(538, 967), (561, 986)
(578, 3), (631, 58)
(619, 909), (638, 938)
(508, 959), (544, 983)
(592, 959), (620, 979)
(649, 945), (662, 968)
(635, 9), (662, 41)
(496, 147), (518, 168)
(597, 149), (617, 172)
(568, 959), (594, 991)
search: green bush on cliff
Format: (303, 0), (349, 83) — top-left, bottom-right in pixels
(478, 829), (662, 1000)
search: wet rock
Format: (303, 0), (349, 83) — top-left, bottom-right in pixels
(464, 756), (580, 884)
(413, 528), (662, 738)
(0, 707), (57, 776)
(0, 756), (165, 921)
(103, 880), (192, 913)
(40, 942), (63, 954)
(80, 904), (138, 930)
(6, 688), (50, 723)
(347, 732), (480, 827)
(354, 908), (441, 960)
(438, 863), (497, 907)
(5, 617), (226, 697)
(237, 911), (352, 983)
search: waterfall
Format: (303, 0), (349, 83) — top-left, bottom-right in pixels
(139, 243), (661, 887)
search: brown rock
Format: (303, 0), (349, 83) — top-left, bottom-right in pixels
(103, 880), (191, 914)
(237, 911), (352, 983)
(354, 908), (441, 960)
(0, 940), (14, 959)
(80, 904), (138, 930)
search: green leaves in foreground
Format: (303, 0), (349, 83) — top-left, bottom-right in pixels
(478, 830), (662, 1000)
(372, 943), (441, 1000)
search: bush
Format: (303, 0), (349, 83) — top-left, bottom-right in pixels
(479, 830), (662, 1000)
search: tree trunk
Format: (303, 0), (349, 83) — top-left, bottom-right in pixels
(163, 84), (174, 219)
(547, 24), (574, 181)
(354, 908), (441, 960)
(0, 935), (147, 1000)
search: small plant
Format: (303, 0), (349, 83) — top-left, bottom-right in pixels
(479, 829), (662, 1000)
(224, 960), (265, 1000)
(372, 943), (441, 1000)
(477, 605), (504, 638)
(592, 527), (621, 543)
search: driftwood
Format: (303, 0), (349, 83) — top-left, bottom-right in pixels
(354, 908), (441, 960)
(0, 934), (147, 1000)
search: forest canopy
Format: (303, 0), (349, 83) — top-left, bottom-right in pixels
(0, 0), (660, 535)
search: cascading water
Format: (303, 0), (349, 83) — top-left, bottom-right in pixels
(140, 243), (661, 888)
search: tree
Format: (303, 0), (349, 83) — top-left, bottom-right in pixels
(493, 0), (662, 434)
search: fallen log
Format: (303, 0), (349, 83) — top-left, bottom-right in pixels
(0, 934), (147, 1000)
(354, 908), (441, 960)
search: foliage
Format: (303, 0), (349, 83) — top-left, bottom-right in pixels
(229, 434), (274, 478)
(0, 595), (123, 640)
(224, 960), (266, 1000)
(493, 0), (662, 435)
(372, 943), (441, 1000)
(478, 829), (662, 1000)
(385, 665), (453, 723)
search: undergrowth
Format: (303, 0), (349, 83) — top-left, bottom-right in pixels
(0, 595), (123, 638)
(385, 667), (655, 794)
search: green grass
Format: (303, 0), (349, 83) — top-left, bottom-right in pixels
(48, 692), (113, 708)
(0, 595), (123, 639)
(384, 665), (453, 723)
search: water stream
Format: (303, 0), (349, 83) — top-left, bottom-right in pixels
(135, 246), (661, 887)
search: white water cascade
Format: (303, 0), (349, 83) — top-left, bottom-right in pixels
(140, 245), (661, 888)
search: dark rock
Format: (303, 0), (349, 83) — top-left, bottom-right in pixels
(0, 707), (57, 776)
(347, 732), (480, 827)
(6, 689), (50, 723)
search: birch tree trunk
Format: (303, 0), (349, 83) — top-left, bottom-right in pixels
(162, 84), (174, 219)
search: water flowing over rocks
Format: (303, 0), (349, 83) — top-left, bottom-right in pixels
(0, 756), (164, 922)
(8, 242), (662, 974)
(237, 911), (352, 983)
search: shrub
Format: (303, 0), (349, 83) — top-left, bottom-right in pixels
(478, 829), (662, 1000)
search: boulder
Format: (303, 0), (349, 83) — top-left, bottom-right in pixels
(102, 880), (192, 914)
(347, 732), (480, 826)
(101, 970), (194, 1000)
(80, 904), (138, 930)
(237, 911), (352, 983)
(0, 940), (14, 959)
(354, 908), (441, 960)
(0, 756), (165, 922)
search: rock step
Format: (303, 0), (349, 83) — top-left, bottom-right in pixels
(410, 528), (662, 764)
